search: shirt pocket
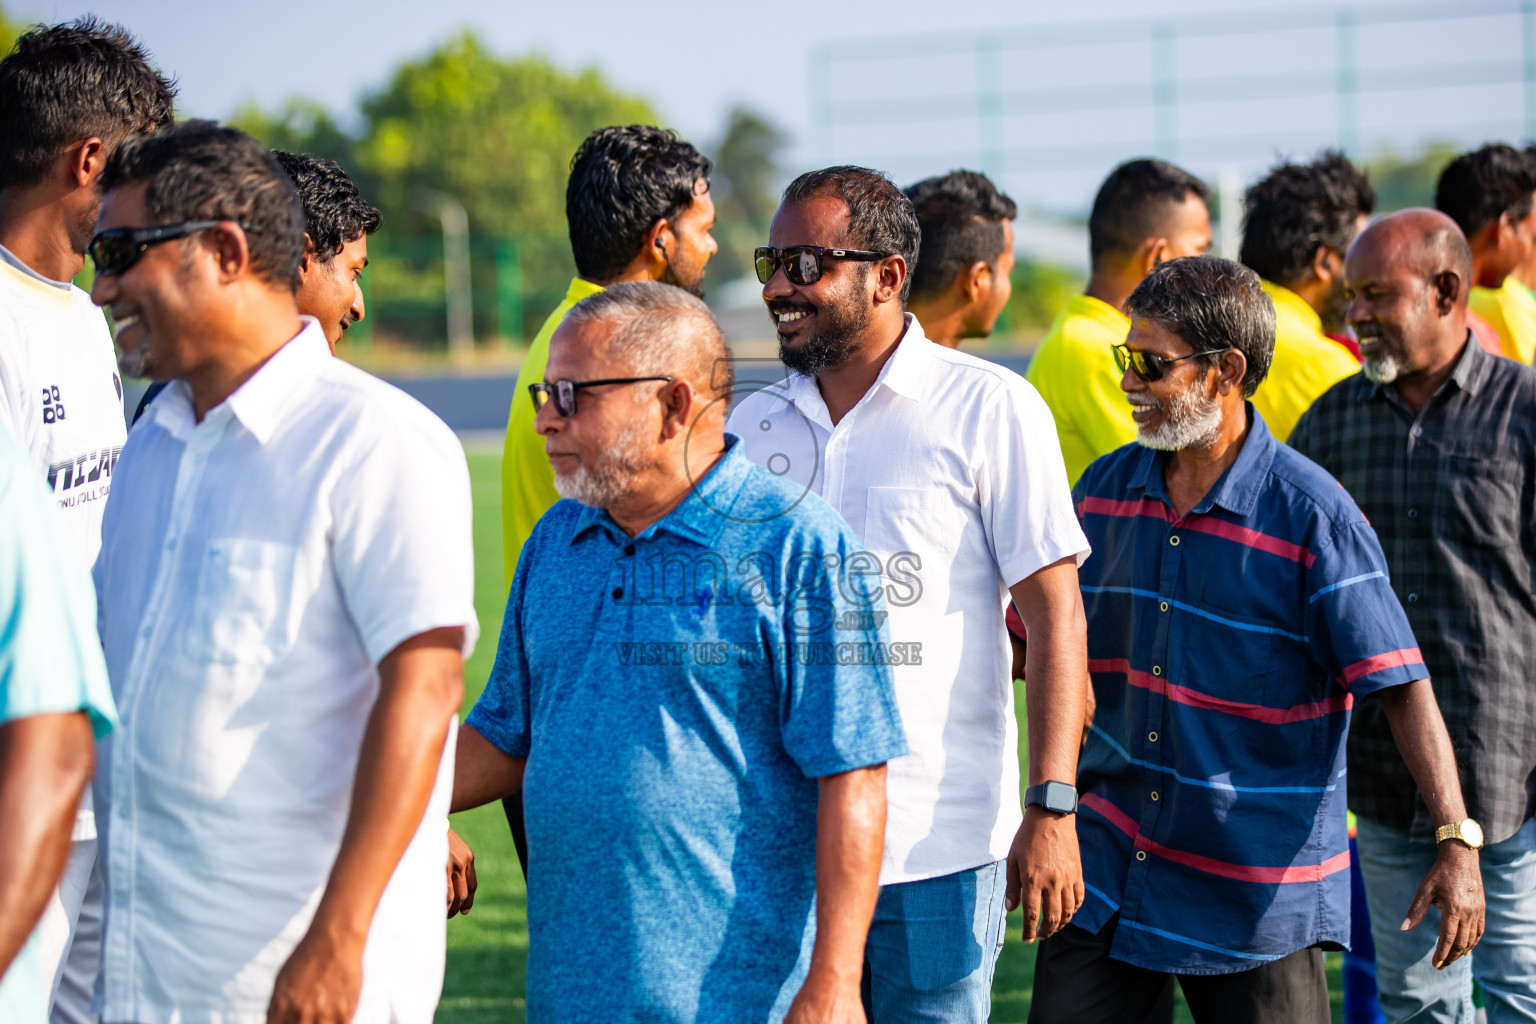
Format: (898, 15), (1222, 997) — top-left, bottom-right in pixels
(862, 486), (967, 563)
(184, 539), (301, 666)
(1435, 454), (1521, 549)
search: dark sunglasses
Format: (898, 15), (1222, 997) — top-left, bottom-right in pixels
(87, 220), (228, 276)
(754, 245), (890, 286)
(529, 376), (675, 418)
(1112, 343), (1233, 383)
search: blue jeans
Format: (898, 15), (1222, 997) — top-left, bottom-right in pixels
(1355, 815), (1536, 1024)
(862, 861), (1008, 1024)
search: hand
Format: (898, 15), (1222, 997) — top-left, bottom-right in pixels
(266, 926), (364, 1024)
(1402, 841), (1485, 969)
(783, 970), (866, 1024)
(1006, 808), (1083, 943)
(447, 827), (477, 918)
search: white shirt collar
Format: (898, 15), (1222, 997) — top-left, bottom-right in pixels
(151, 317), (330, 444)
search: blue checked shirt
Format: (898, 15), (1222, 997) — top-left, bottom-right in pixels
(1072, 408), (1426, 974)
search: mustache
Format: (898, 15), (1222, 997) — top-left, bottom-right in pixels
(1125, 393), (1162, 409)
(1354, 321), (1385, 340)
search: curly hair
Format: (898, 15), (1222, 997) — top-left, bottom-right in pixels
(1240, 151), (1375, 287)
(272, 151), (381, 263)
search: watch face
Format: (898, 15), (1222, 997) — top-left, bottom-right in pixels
(1462, 819), (1484, 848)
(1043, 781), (1077, 814)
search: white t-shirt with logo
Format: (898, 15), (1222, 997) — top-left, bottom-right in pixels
(0, 244), (126, 840)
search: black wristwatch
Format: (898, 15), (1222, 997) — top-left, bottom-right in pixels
(1024, 781), (1078, 815)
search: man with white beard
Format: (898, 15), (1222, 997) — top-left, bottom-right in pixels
(1032, 255), (1480, 1023)
(452, 282), (908, 1023)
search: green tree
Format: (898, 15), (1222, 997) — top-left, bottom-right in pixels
(1366, 142), (1461, 213)
(231, 98), (356, 167)
(707, 106), (789, 283)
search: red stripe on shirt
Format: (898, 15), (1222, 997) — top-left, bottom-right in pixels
(1337, 648), (1425, 689)
(1080, 793), (1353, 884)
(1077, 496), (1174, 522)
(1089, 658), (1353, 724)
(1177, 517), (1318, 568)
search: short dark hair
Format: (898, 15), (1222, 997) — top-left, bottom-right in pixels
(1123, 255), (1275, 397)
(904, 170), (1018, 303)
(0, 17), (176, 191)
(1089, 158), (1210, 267)
(1435, 144), (1536, 238)
(782, 165), (922, 302)
(100, 121), (305, 288)
(272, 151), (381, 263)
(566, 125), (712, 281)
(1241, 151), (1375, 287)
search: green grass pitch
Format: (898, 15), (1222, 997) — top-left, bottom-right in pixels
(440, 448), (1344, 1022)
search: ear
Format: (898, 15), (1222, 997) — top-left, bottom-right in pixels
(207, 222), (252, 282)
(1212, 348), (1248, 397)
(961, 260), (990, 303)
(1431, 269), (1462, 316)
(71, 138), (106, 188)
(1311, 245), (1339, 286)
(872, 254), (908, 305)
(296, 233), (316, 282)
(1141, 238), (1168, 276)
(643, 218), (672, 270)
(657, 377), (698, 441)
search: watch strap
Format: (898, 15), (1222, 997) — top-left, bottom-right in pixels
(1024, 781), (1078, 815)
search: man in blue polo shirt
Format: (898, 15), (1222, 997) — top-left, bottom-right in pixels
(1029, 256), (1484, 1023)
(452, 282), (907, 1023)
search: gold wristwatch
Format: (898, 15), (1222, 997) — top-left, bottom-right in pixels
(1434, 818), (1484, 850)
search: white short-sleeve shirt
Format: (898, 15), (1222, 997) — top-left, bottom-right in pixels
(728, 315), (1089, 884)
(92, 319), (477, 1023)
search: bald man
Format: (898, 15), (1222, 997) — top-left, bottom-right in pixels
(1292, 209), (1534, 1024)
(450, 282), (907, 1024)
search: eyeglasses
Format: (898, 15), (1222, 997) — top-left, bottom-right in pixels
(529, 376), (675, 418)
(87, 220), (228, 276)
(754, 245), (890, 286)
(1112, 343), (1233, 383)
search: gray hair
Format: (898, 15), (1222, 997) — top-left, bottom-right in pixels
(563, 282), (735, 400)
(1123, 255), (1276, 397)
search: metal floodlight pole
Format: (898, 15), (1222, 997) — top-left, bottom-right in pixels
(1152, 22), (1178, 162)
(1337, 10), (1360, 155)
(1525, 1), (1536, 140)
(977, 35), (1005, 181)
(415, 189), (474, 358)
(812, 47), (834, 165)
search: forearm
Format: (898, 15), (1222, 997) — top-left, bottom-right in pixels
(805, 766), (887, 988)
(1011, 559), (1089, 787)
(1379, 678), (1468, 825)
(0, 713), (94, 974)
(312, 647), (462, 946)
(451, 724), (526, 812)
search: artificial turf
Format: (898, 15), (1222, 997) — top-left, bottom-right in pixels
(440, 447), (1344, 1022)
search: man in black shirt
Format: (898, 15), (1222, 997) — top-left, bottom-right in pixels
(1291, 208), (1536, 1024)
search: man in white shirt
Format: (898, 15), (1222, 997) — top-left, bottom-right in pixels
(0, 20), (174, 1023)
(88, 121), (476, 1023)
(728, 166), (1092, 1023)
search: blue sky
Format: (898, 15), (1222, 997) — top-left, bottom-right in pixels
(14, 0), (1532, 216)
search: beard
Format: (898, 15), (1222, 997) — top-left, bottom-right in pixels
(661, 255), (706, 300)
(773, 267), (872, 376)
(116, 337), (153, 379)
(1318, 275), (1351, 335)
(1128, 384), (1224, 451)
(551, 416), (654, 508)
(1356, 318), (1409, 385)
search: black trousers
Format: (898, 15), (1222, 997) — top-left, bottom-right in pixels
(1029, 917), (1329, 1024)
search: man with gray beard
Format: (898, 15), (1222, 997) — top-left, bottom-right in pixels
(1035, 255), (1478, 1023)
(453, 282), (908, 1023)
(1291, 210), (1536, 1024)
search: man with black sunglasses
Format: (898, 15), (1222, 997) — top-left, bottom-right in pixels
(1033, 255), (1478, 1023)
(0, 20), (174, 1024)
(730, 166), (1092, 1024)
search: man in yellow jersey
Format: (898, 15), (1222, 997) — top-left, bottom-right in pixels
(492, 124), (715, 878)
(1028, 159), (1211, 484)
(502, 126), (716, 588)
(1239, 151), (1371, 440)
(1436, 144), (1536, 362)
(903, 169), (1017, 349)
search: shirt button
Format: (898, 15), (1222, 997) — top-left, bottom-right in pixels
(1151, 791), (1160, 802)
(612, 587), (624, 599)
(1407, 508), (1418, 519)
(1408, 593), (1418, 603)
(1412, 426), (1423, 438)
(1148, 731), (1159, 743)
(1152, 665), (1163, 676)
(1159, 601), (1170, 613)
(1136, 850), (1148, 862)
(1169, 535), (1181, 547)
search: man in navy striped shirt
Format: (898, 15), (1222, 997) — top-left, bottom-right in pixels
(1029, 256), (1483, 1023)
